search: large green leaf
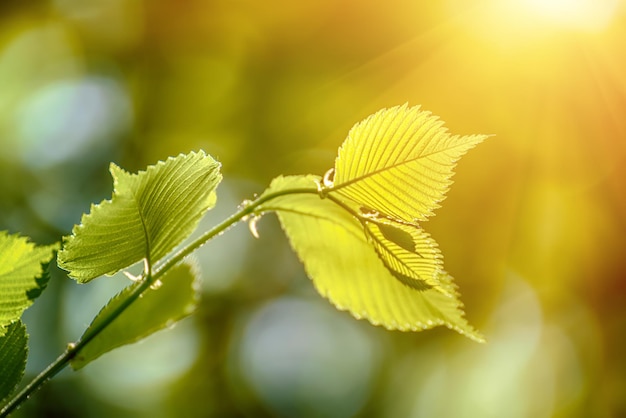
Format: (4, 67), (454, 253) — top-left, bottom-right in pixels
(0, 231), (58, 336)
(0, 321), (28, 403)
(70, 262), (200, 370)
(331, 104), (488, 223)
(58, 151), (222, 283)
(256, 176), (483, 341)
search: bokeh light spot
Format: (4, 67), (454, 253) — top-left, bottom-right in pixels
(15, 77), (131, 168)
(79, 318), (200, 412)
(232, 297), (379, 418)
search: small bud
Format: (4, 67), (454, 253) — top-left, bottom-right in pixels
(248, 216), (261, 239)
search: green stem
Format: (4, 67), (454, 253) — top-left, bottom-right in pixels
(0, 185), (318, 418)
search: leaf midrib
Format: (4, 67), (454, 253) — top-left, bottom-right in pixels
(127, 187), (152, 267)
(331, 138), (468, 192)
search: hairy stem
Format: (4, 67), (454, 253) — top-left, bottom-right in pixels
(0, 185), (318, 418)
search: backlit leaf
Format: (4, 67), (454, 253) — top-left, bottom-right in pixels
(58, 151), (222, 283)
(363, 219), (444, 293)
(332, 104), (488, 223)
(70, 262), (200, 370)
(0, 321), (28, 403)
(256, 176), (483, 341)
(0, 231), (58, 336)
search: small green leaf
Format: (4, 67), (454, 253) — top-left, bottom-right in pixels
(376, 222), (416, 252)
(332, 104), (488, 223)
(58, 151), (222, 283)
(70, 262), (200, 370)
(363, 220), (444, 293)
(0, 231), (58, 335)
(256, 176), (483, 342)
(0, 320), (28, 402)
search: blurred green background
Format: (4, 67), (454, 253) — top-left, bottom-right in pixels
(2, 0), (626, 417)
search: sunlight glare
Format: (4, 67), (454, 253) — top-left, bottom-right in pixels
(521, 0), (621, 31)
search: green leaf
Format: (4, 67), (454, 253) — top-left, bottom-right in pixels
(256, 176), (484, 342)
(70, 262), (200, 370)
(0, 321), (28, 403)
(363, 219), (444, 293)
(0, 231), (58, 336)
(331, 104), (488, 223)
(58, 151), (222, 283)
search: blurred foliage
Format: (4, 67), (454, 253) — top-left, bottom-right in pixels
(1, 0), (626, 417)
